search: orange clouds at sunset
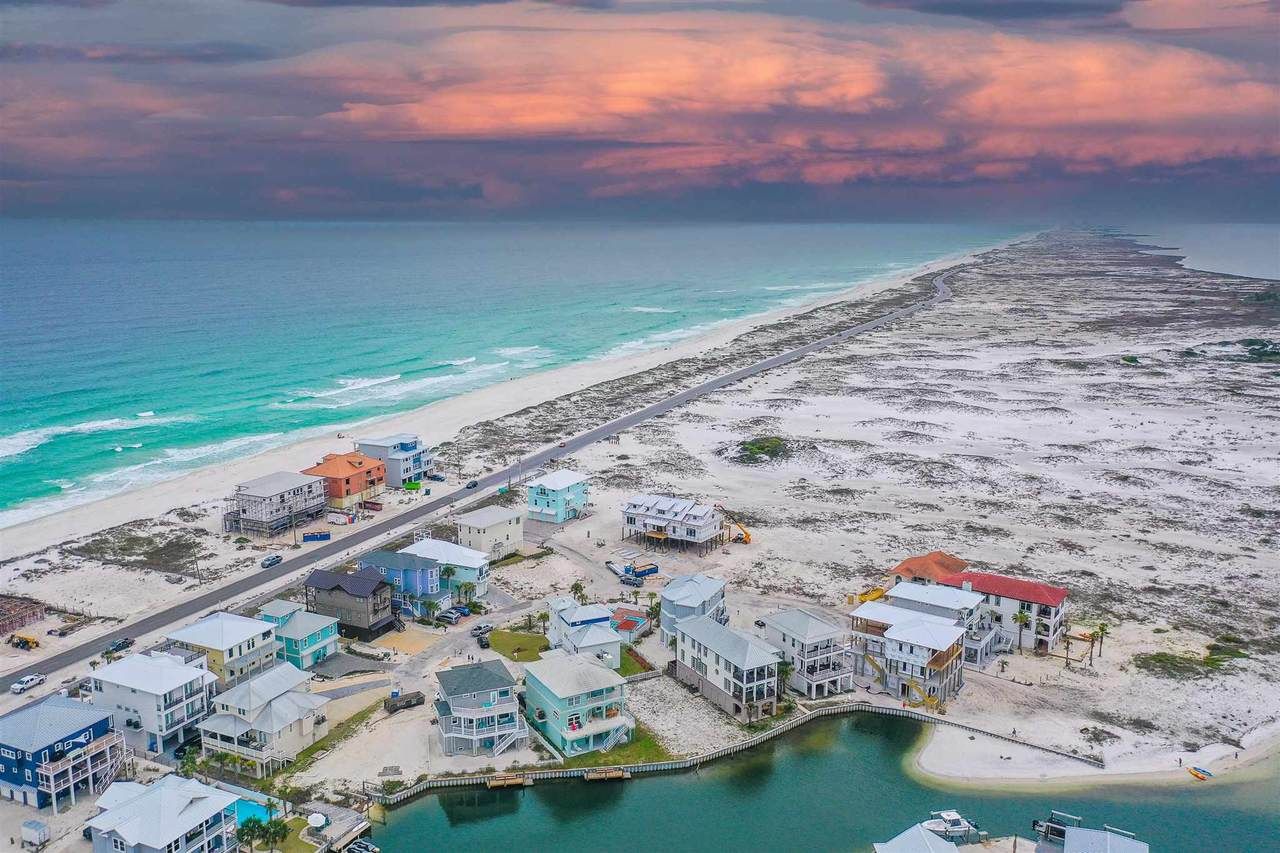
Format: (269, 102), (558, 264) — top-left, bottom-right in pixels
(1, 0), (1277, 216)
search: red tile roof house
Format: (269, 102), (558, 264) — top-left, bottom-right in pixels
(888, 551), (969, 585)
(939, 572), (1069, 654)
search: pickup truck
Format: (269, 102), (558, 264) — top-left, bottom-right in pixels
(620, 575), (644, 588)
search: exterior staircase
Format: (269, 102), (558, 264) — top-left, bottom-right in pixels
(599, 720), (631, 752)
(492, 724), (524, 757)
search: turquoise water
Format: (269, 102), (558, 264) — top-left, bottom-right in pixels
(0, 221), (1017, 526)
(234, 797), (273, 825)
(375, 715), (1280, 852)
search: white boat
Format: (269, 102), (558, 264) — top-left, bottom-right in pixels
(921, 810), (975, 840)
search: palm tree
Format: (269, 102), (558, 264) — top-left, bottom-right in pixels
(440, 565), (456, 592)
(261, 819), (289, 853)
(237, 817), (264, 851)
(646, 591), (659, 621)
(424, 599), (441, 623)
(211, 751), (234, 780)
(459, 581), (477, 603)
(537, 611), (550, 634)
(569, 580), (586, 604)
(1094, 622), (1110, 658)
(629, 590), (640, 606)
(1013, 610), (1031, 654)
(178, 750), (199, 779)
(776, 660), (793, 701)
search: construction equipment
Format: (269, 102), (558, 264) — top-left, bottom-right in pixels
(7, 634), (39, 651)
(858, 587), (886, 603)
(715, 504), (752, 544)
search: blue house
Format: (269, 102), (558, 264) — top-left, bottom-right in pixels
(359, 550), (453, 619)
(0, 696), (124, 811)
(257, 599), (339, 670)
(354, 434), (434, 489)
(526, 470), (590, 524)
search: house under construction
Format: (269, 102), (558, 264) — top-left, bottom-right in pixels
(223, 471), (327, 537)
(0, 596), (45, 635)
(620, 494), (727, 555)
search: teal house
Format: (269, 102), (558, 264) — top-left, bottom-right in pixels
(523, 652), (633, 756)
(526, 470), (590, 524)
(257, 599), (339, 670)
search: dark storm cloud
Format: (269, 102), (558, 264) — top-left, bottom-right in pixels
(857, 0), (1124, 21)
(0, 42), (276, 63)
(254, 0), (612, 7)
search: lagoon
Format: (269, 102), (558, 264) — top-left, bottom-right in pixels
(374, 715), (1279, 852)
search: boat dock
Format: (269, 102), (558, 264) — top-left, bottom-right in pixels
(485, 773), (532, 789)
(583, 768), (631, 782)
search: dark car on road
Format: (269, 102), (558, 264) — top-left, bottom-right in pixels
(476, 635), (491, 649)
(426, 473), (446, 482)
(465, 480), (478, 489)
(106, 637), (134, 654)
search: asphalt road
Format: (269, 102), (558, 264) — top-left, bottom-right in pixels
(0, 264), (957, 693)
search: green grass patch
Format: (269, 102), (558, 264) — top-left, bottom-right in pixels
(278, 817), (314, 853)
(618, 645), (652, 678)
(492, 547), (553, 568)
(732, 435), (791, 464)
(489, 630), (549, 663)
(1132, 644), (1246, 680)
(559, 724), (673, 768)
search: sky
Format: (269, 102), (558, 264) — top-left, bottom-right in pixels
(1, 0), (1278, 220)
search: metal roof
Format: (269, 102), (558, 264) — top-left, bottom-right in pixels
(93, 652), (216, 696)
(873, 823), (959, 853)
(269, 608), (338, 641)
(359, 550), (437, 573)
(399, 537), (488, 569)
(677, 615), (781, 669)
(87, 776), (238, 849)
(622, 494), (718, 523)
(661, 574), (725, 607)
(566, 622), (621, 648)
(216, 663), (311, 713)
(884, 620), (964, 652)
(454, 505), (522, 528)
(525, 653), (624, 698)
(1064, 827), (1149, 853)
(235, 471), (324, 498)
(166, 611), (274, 652)
(257, 599), (304, 620)
(885, 583), (984, 612)
(526, 469), (589, 491)
(436, 659), (516, 697)
(0, 696), (113, 753)
(762, 608), (844, 643)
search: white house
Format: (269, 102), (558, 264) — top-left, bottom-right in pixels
(165, 611), (279, 689)
(87, 775), (238, 853)
(659, 574), (727, 645)
(759, 609), (853, 699)
(849, 600), (966, 707)
(883, 582), (1006, 667)
(673, 615), (781, 722)
(547, 597), (622, 669)
(621, 494), (725, 553)
(198, 663), (328, 778)
(401, 537), (491, 599)
(454, 505), (524, 560)
(89, 650), (218, 755)
(937, 572), (1070, 653)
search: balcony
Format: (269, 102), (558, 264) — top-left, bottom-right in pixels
(928, 645), (961, 671)
(852, 620), (888, 638)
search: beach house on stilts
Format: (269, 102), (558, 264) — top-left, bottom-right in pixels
(621, 494), (726, 555)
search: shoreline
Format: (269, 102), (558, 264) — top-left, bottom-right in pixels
(0, 232), (1026, 560)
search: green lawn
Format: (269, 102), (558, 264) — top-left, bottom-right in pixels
(279, 817), (315, 853)
(559, 724), (673, 768)
(618, 646), (652, 678)
(489, 630), (549, 663)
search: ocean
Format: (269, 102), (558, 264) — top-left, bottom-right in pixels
(1134, 222), (1279, 279)
(1, 220), (1015, 527)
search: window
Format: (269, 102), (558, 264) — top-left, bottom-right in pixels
(112, 838), (126, 852)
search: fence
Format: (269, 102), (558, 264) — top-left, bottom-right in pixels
(623, 669), (662, 685)
(369, 700), (1103, 805)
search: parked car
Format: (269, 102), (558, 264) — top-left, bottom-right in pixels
(438, 610), (461, 625)
(476, 635), (491, 649)
(261, 555), (283, 568)
(426, 473), (446, 482)
(454, 605), (471, 617)
(9, 674), (46, 694)
(754, 619), (767, 629)
(620, 575), (644, 588)
(469, 623), (493, 637)
(558, 441), (566, 447)
(173, 734), (202, 760)
(106, 637), (134, 654)
(465, 480), (479, 489)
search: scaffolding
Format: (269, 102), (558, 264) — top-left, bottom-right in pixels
(0, 596), (45, 635)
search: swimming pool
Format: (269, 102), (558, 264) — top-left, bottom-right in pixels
(234, 798), (277, 826)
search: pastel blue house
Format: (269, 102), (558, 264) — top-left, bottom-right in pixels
(257, 600), (339, 670)
(526, 470), (590, 524)
(0, 696), (123, 811)
(398, 538), (490, 599)
(523, 653), (633, 756)
(359, 550), (453, 618)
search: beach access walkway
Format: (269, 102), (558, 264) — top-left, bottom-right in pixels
(0, 265), (959, 693)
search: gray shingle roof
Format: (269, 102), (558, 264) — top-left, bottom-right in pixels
(0, 696), (113, 752)
(305, 566), (389, 598)
(436, 659), (515, 697)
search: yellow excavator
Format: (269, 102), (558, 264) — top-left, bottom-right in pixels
(715, 504), (752, 544)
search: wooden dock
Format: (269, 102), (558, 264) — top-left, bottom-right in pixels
(583, 768), (631, 782)
(485, 773), (532, 789)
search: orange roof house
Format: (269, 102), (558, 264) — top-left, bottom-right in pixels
(889, 551), (968, 585)
(302, 451), (386, 511)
